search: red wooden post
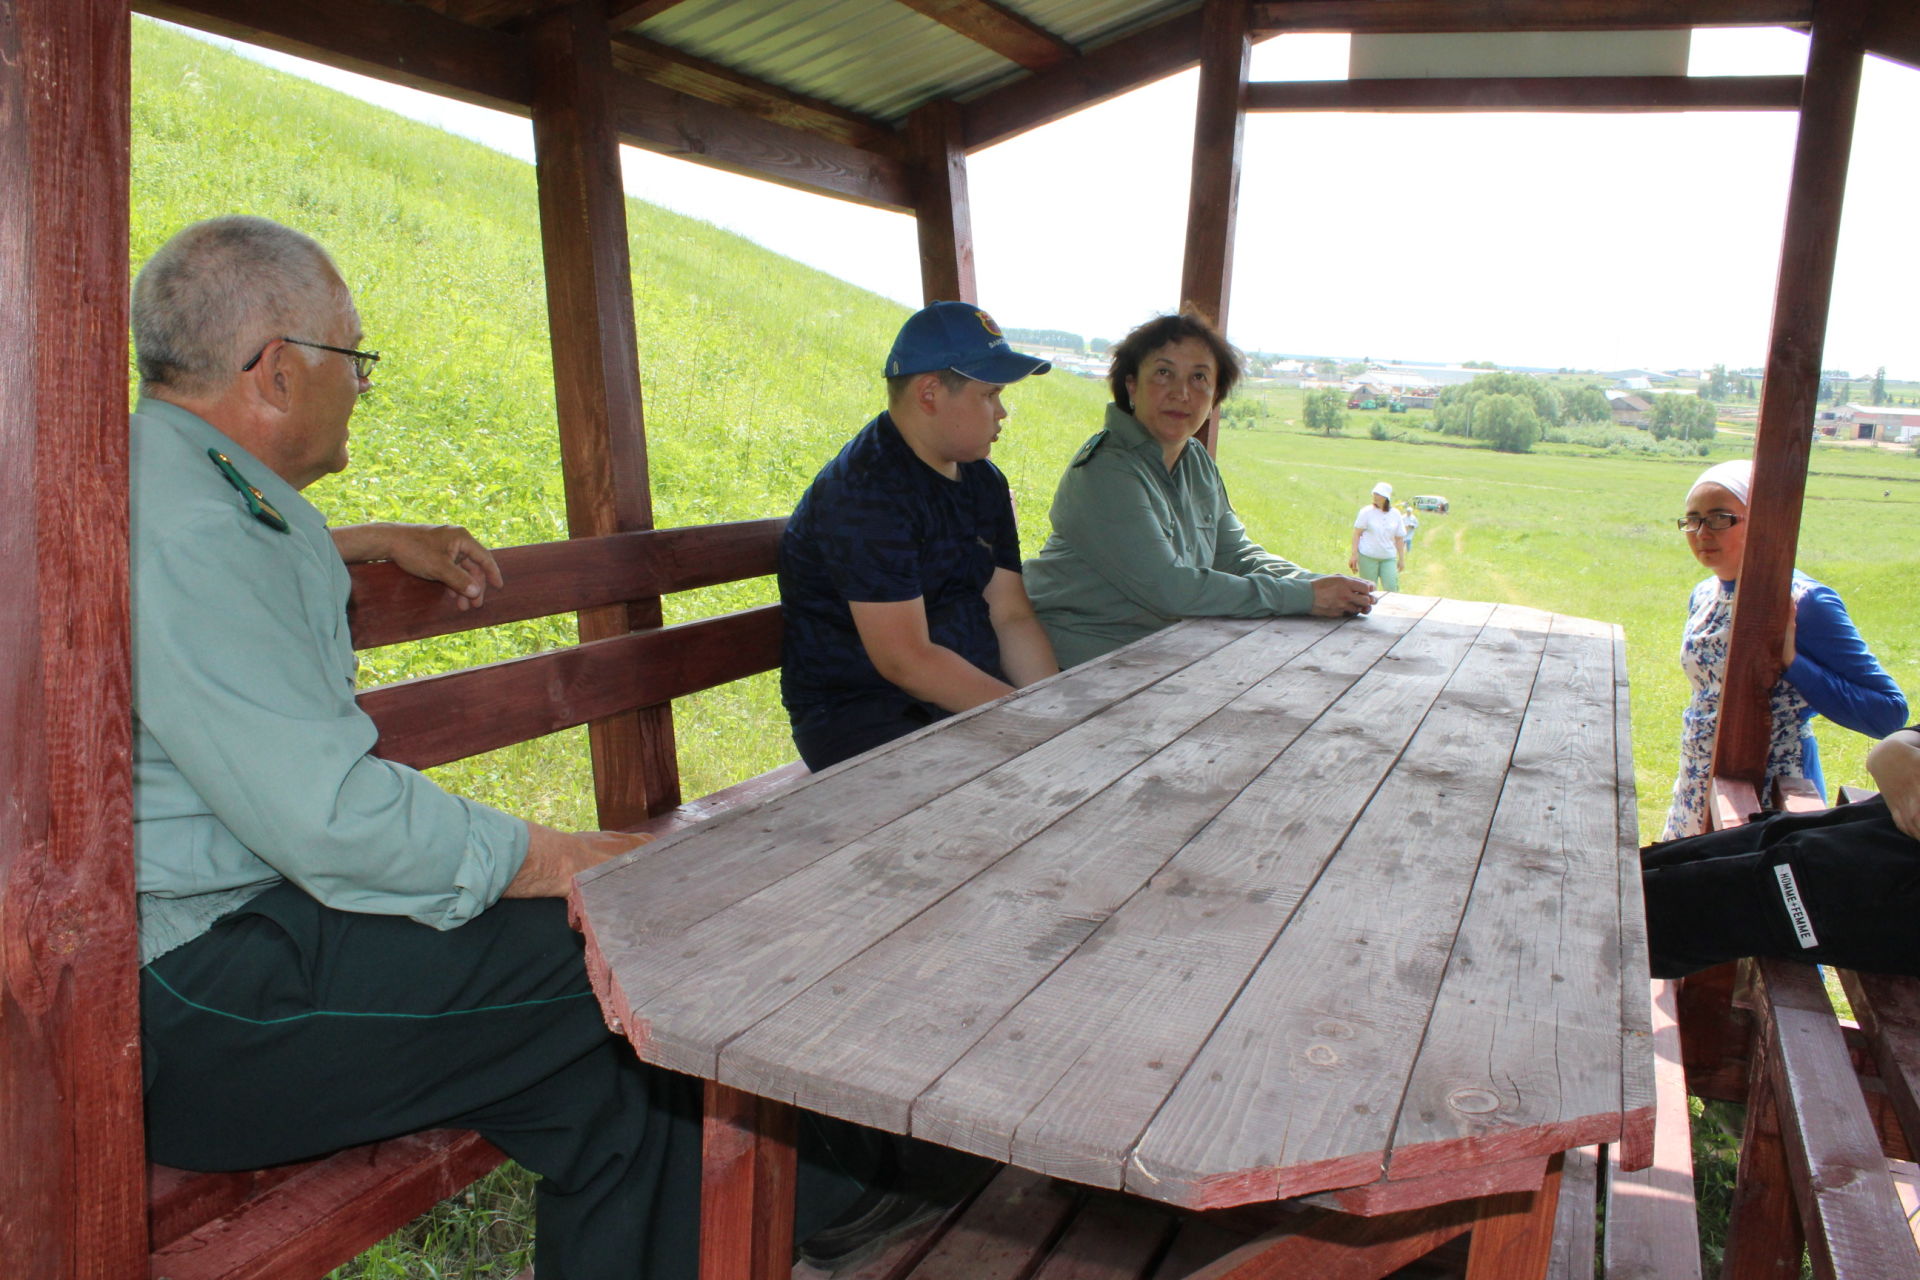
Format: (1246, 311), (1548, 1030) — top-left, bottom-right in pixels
(530, 0), (681, 824)
(0, 0), (144, 1274)
(699, 1081), (797, 1280)
(908, 99), (977, 305)
(1179, 0), (1249, 455)
(1712, 0), (1867, 786)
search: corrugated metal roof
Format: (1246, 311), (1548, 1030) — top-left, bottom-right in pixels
(635, 0), (1199, 125)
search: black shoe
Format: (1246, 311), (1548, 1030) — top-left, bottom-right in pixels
(795, 1185), (946, 1269)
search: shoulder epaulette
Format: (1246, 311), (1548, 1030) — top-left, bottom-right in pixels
(1070, 432), (1109, 468)
(206, 449), (290, 533)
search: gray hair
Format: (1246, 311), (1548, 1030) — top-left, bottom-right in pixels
(132, 216), (345, 397)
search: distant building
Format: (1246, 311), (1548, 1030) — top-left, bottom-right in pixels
(1606, 390), (1651, 425)
(1834, 403), (1920, 442)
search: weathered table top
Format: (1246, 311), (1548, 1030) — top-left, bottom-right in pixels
(573, 597), (1653, 1211)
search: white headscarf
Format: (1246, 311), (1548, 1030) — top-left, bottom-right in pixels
(1689, 459), (1752, 505)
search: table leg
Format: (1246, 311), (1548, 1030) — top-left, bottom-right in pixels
(1463, 1150), (1565, 1280)
(700, 1080), (797, 1280)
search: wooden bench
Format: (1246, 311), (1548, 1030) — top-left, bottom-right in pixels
(149, 517), (805, 1280)
(1697, 777), (1920, 1279)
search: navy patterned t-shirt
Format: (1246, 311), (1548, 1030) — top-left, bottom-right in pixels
(779, 412), (1022, 765)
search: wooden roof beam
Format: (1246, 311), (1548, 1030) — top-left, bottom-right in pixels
(1246, 74), (1804, 110)
(1250, 0), (1813, 34)
(136, 0), (912, 209)
(962, 6), (1204, 149)
(891, 0), (1078, 73)
(609, 31), (902, 158)
(607, 0), (690, 30)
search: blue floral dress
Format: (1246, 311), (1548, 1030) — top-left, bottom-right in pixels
(1662, 571), (1908, 841)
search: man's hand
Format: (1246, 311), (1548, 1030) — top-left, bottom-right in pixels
(1866, 729), (1920, 839)
(331, 523), (505, 610)
(1311, 574), (1375, 618)
(506, 823), (654, 898)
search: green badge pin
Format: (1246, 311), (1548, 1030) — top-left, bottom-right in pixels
(1070, 433), (1108, 468)
(206, 449), (290, 532)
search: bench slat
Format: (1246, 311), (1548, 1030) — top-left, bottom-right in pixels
(346, 520), (785, 650)
(1841, 969), (1920, 1162)
(1602, 979), (1702, 1280)
(360, 604), (780, 770)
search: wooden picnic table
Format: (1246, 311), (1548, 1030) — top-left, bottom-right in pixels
(571, 598), (1655, 1278)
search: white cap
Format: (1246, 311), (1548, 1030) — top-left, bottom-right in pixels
(1689, 459), (1751, 505)
(1372, 481), (1393, 499)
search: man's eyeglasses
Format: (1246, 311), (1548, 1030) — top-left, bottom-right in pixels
(1676, 512), (1743, 534)
(241, 337), (381, 381)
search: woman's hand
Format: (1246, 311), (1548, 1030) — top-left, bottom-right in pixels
(1866, 729), (1920, 839)
(1311, 574), (1375, 617)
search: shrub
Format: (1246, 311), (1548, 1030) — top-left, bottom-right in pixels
(1474, 393), (1542, 453)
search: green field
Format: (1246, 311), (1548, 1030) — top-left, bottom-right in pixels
(131, 18), (1919, 1276)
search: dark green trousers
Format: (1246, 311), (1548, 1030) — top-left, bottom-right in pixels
(141, 883), (876, 1279)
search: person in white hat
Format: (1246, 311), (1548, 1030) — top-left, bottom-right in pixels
(1348, 481), (1406, 590)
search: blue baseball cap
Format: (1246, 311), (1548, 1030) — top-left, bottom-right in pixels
(885, 301), (1051, 384)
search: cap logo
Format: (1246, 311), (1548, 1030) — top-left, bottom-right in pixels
(975, 310), (1003, 338)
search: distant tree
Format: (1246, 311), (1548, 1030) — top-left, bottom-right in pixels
(1565, 385), (1612, 423)
(1817, 377), (1832, 405)
(1004, 327), (1084, 352)
(1433, 371), (1563, 438)
(1304, 387), (1347, 436)
(1090, 337), (1111, 355)
(1474, 393), (1541, 453)
(1831, 379), (1849, 407)
(1463, 359), (1498, 370)
(1873, 366), (1887, 405)
(1313, 358), (1340, 380)
(1649, 394), (1717, 442)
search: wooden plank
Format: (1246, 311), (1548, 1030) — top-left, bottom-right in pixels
(1772, 774), (1827, 814)
(1740, 959), (1918, 1278)
(962, 7), (1204, 150)
(818, 1162), (995, 1280)
(917, 602), (1481, 1193)
(608, 32), (901, 157)
(574, 620), (1263, 1052)
(1720, 995), (1805, 1280)
(1601, 982), (1704, 1280)
(1179, 1200), (1480, 1280)
(1027, 1193), (1176, 1279)
(359, 604), (780, 770)
(1463, 1151), (1564, 1280)
(619, 616), (1387, 1084)
(899, 1165), (1082, 1280)
(1179, 0), (1248, 400)
(1675, 961), (1752, 1104)
(1125, 603), (1551, 1207)
(1245, 75), (1803, 113)
(719, 609), (1425, 1132)
(1710, 775), (1763, 831)
(698, 1082), (795, 1280)
(1866, 0), (1920, 74)
(1250, 0), (1812, 34)
(0, 2), (143, 1276)
(531, 0), (680, 826)
(1840, 969), (1920, 1157)
(346, 519), (784, 650)
(1389, 619), (1634, 1181)
(1299, 1156), (1548, 1218)
(1714, 0), (1868, 787)
(1546, 1148), (1597, 1280)
(907, 99), (977, 305)
(1611, 624), (1657, 1173)
(607, 0), (689, 30)
(892, 0), (1078, 72)
(148, 1131), (505, 1280)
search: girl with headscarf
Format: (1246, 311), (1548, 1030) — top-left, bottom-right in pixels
(1661, 459), (1906, 839)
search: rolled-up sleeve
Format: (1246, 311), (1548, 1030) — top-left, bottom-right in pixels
(1053, 457), (1318, 619)
(136, 513), (526, 928)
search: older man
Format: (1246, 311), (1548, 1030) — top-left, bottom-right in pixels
(131, 217), (871, 1277)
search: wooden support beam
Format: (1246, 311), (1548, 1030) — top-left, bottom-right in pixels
(138, 0), (913, 210)
(1864, 0), (1920, 74)
(962, 7), (1204, 150)
(530, 0), (679, 825)
(609, 31), (902, 158)
(1246, 74), (1805, 112)
(607, 0), (688, 32)
(891, 0), (1077, 73)
(1251, 0), (1813, 34)
(1180, 0), (1250, 457)
(0, 1), (144, 1275)
(1713, 0), (1867, 787)
(908, 100), (977, 304)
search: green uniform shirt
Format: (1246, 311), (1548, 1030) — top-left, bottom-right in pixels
(131, 398), (527, 964)
(1024, 403), (1323, 668)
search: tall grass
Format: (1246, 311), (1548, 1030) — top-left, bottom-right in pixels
(132, 18), (1918, 1275)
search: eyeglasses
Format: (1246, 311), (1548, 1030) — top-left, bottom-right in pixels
(241, 337), (381, 381)
(1675, 512), (1743, 534)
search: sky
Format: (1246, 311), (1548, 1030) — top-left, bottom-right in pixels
(162, 21), (1919, 378)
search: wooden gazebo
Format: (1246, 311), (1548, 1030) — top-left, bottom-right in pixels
(6, 0), (1918, 1275)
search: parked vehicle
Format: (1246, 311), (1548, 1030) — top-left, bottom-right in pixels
(1413, 494), (1450, 513)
